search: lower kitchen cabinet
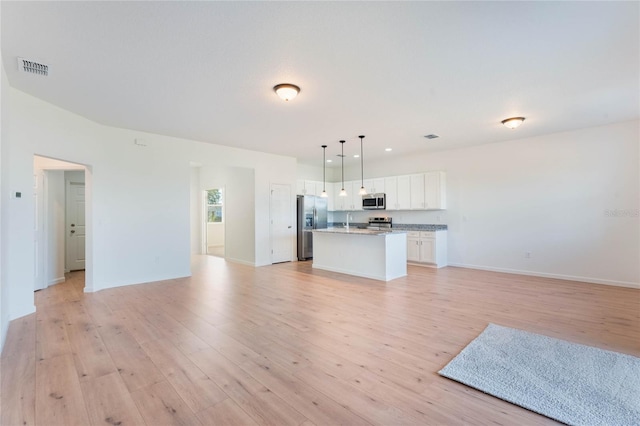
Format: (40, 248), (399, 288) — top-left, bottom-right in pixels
(406, 230), (447, 268)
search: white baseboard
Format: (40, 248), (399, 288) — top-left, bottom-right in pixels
(86, 271), (192, 293)
(447, 263), (640, 289)
(48, 276), (66, 286)
(224, 257), (255, 267)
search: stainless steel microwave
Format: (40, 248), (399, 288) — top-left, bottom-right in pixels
(362, 193), (386, 210)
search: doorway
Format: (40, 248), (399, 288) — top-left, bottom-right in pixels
(65, 177), (86, 271)
(33, 155), (87, 291)
(204, 188), (225, 257)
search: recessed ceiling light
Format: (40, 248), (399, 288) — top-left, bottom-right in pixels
(385, 148), (392, 152)
(424, 134), (439, 139)
(353, 154), (360, 158)
(327, 159), (333, 163)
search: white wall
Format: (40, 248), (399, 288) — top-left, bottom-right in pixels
(207, 223), (225, 247)
(199, 166), (256, 265)
(297, 163), (324, 181)
(45, 170), (65, 285)
(4, 88), (297, 327)
(227, 168), (255, 265)
(312, 121), (640, 288)
(0, 45), (9, 351)
(190, 166), (201, 254)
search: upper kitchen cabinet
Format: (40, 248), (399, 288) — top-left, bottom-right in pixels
(332, 181), (362, 211)
(384, 177), (398, 210)
(396, 175), (412, 210)
(296, 180), (324, 196)
(309, 171), (446, 211)
(384, 175), (410, 210)
(409, 172), (446, 210)
(332, 181), (347, 211)
(385, 172), (446, 210)
(296, 179), (305, 195)
(362, 178), (385, 195)
(424, 171), (446, 210)
(410, 174), (425, 209)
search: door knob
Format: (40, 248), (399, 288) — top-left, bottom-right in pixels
(71, 224), (75, 227)
(70, 230), (75, 234)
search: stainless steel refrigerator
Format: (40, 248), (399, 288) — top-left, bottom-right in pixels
(297, 195), (328, 260)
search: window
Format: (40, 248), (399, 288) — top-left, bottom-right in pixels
(207, 189), (223, 223)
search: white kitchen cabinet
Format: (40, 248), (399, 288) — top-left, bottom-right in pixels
(407, 232), (421, 262)
(333, 181), (359, 210)
(332, 182), (346, 210)
(396, 175), (411, 210)
(424, 171), (446, 209)
(304, 180), (322, 196)
(363, 178), (385, 195)
(309, 170), (446, 211)
(386, 176), (412, 210)
(324, 184), (334, 211)
(406, 230), (447, 268)
(296, 180), (306, 195)
(410, 174), (425, 209)
(347, 181), (362, 211)
(297, 180), (323, 196)
(384, 177), (398, 210)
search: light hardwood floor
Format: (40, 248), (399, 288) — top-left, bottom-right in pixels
(2, 256), (639, 425)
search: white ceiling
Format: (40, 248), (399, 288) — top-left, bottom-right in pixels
(2, 1), (638, 167)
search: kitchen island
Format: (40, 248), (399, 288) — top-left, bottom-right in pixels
(312, 228), (407, 281)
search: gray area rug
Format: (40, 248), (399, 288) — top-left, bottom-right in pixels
(438, 324), (640, 426)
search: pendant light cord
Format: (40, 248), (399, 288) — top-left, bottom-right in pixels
(322, 145), (327, 192)
(360, 135), (364, 189)
(340, 140), (345, 191)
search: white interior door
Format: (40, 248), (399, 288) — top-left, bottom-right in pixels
(270, 183), (292, 264)
(66, 181), (86, 271)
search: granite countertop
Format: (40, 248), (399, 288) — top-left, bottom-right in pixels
(314, 228), (406, 236)
(392, 224), (448, 231)
(327, 222), (448, 231)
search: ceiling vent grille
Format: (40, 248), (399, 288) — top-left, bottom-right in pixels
(18, 57), (49, 76)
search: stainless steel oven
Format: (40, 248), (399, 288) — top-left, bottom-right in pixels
(362, 193), (386, 210)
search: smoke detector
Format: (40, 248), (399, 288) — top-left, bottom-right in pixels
(18, 57), (49, 76)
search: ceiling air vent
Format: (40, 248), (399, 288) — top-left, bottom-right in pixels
(18, 57), (49, 76)
(424, 134), (439, 139)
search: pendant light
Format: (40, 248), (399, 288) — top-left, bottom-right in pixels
(339, 140), (347, 197)
(358, 135), (367, 195)
(320, 145), (328, 198)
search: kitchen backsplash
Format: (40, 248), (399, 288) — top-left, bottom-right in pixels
(329, 209), (447, 225)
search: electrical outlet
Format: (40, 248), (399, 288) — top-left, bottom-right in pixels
(524, 252), (531, 259)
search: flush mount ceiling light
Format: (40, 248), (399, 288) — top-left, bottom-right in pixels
(273, 83), (300, 101)
(501, 117), (525, 129)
